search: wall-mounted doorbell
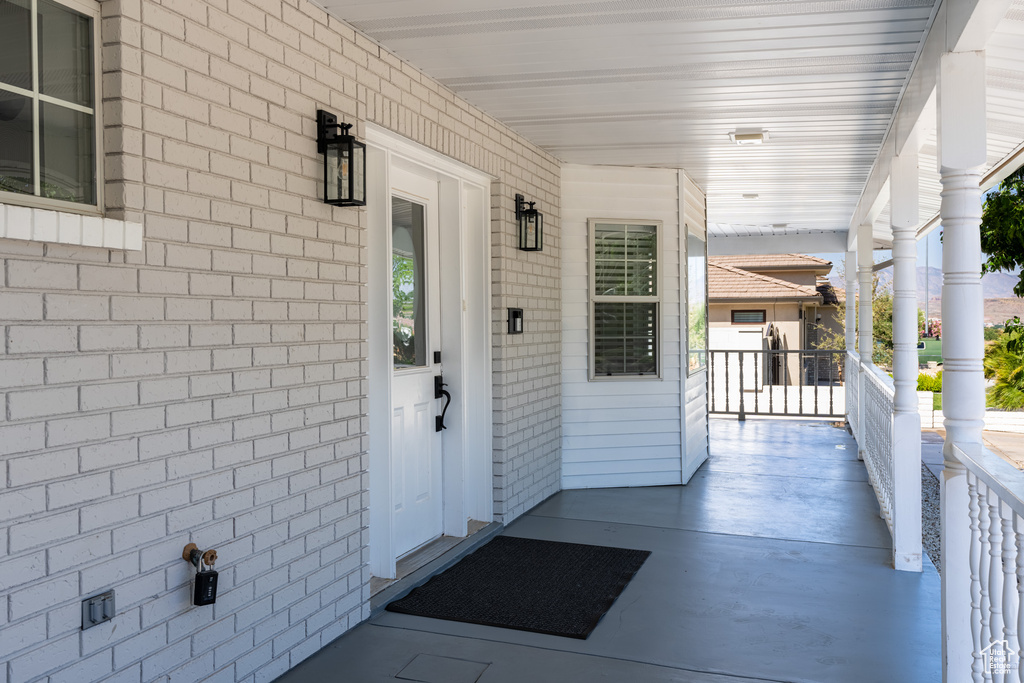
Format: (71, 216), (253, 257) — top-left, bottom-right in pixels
(508, 308), (523, 334)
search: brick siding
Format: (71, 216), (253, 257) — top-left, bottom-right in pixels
(0, 0), (561, 681)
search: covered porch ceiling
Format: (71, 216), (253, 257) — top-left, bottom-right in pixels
(316, 0), (1024, 252)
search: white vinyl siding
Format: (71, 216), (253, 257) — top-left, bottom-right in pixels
(562, 164), (699, 489)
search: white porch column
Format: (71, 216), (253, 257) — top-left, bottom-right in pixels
(844, 250), (856, 352)
(938, 50), (987, 682)
(856, 224), (873, 460)
(890, 150), (923, 572)
(857, 224), (874, 361)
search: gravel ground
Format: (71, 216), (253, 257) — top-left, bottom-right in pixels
(922, 463), (941, 574)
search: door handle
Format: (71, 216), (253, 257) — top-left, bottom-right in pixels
(434, 375), (451, 432)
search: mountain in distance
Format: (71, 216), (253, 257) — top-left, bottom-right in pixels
(828, 266), (1024, 324)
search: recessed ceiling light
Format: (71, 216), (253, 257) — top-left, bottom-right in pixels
(742, 193), (759, 200)
(729, 130), (769, 145)
(772, 223), (788, 229)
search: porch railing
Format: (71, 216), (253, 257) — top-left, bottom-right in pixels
(846, 351), (860, 437)
(861, 362), (895, 533)
(708, 349), (844, 418)
(948, 442), (1024, 680)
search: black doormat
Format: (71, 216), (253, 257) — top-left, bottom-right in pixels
(385, 535), (651, 639)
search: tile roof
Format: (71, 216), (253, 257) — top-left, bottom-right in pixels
(709, 262), (823, 301)
(709, 254), (833, 271)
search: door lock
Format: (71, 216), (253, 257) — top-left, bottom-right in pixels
(434, 375), (451, 432)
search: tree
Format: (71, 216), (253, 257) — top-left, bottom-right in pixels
(981, 166), (1024, 296)
(985, 335), (1024, 410)
(812, 266), (922, 369)
(981, 165), (1024, 355)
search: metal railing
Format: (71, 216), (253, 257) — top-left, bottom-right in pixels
(861, 362), (895, 534)
(708, 349), (845, 418)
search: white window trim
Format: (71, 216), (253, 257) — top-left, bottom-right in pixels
(0, 0), (141, 250)
(0, 202), (141, 249)
(588, 217), (663, 381)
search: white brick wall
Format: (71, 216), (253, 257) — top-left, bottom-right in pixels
(0, 0), (561, 681)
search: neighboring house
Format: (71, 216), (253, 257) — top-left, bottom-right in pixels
(708, 254), (841, 385)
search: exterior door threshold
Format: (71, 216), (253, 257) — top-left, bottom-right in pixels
(370, 520), (502, 615)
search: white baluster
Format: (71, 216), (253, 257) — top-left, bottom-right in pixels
(981, 481), (994, 681)
(991, 489), (1006, 683)
(971, 474), (985, 682)
(1014, 515), (1024, 683)
(1002, 504), (1017, 682)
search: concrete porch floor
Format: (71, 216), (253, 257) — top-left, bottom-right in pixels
(276, 418), (940, 683)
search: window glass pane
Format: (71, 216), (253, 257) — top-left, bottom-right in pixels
(38, 0), (93, 107)
(733, 310), (765, 323)
(0, 0), (32, 91)
(687, 230), (708, 373)
(39, 101), (94, 203)
(392, 197), (427, 368)
(594, 224), (626, 295)
(0, 90), (34, 196)
(594, 302), (657, 376)
(594, 223), (657, 296)
(624, 224), (657, 296)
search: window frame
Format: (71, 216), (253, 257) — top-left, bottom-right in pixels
(0, 0), (104, 217)
(731, 309), (766, 324)
(588, 218), (663, 381)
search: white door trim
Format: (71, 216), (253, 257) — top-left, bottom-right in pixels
(365, 125), (494, 579)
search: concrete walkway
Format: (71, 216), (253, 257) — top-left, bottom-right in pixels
(921, 428), (1024, 479)
(276, 418), (940, 683)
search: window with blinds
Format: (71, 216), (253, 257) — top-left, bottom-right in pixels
(590, 220), (660, 378)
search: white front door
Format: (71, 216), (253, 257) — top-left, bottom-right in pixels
(390, 166), (444, 558)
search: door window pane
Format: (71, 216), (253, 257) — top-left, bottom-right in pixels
(38, 0), (93, 107)
(393, 197), (427, 368)
(0, 0), (32, 91)
(0, 90), (34, 196)
(40, 101), (94, 203)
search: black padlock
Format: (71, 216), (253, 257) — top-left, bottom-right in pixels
(193, 569), (218, 606)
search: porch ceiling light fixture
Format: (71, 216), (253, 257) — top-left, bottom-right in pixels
(316, 109), (366, 206)
(515, 193), (543, 251)
(729, 130), (769, 146)
(742, 193), (759, 200)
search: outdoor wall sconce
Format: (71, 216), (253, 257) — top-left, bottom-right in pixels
(516, 193), (543, 251)
(317, 109), (366, 206)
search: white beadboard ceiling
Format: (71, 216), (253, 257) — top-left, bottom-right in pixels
(319, 0), (1024, 244)
(871, 1), (1024, 247)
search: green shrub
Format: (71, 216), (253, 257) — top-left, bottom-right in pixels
(917, 372), (942, 392)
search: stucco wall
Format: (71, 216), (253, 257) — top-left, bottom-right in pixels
(0, 0), (560, 680)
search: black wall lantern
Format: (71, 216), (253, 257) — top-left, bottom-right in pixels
(317, 109), (366, 206)
(515, 193), (543, 251)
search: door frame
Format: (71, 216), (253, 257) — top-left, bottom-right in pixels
(365, 124), (494, 579)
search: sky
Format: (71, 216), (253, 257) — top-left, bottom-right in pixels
(808, 228), (941, 272)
